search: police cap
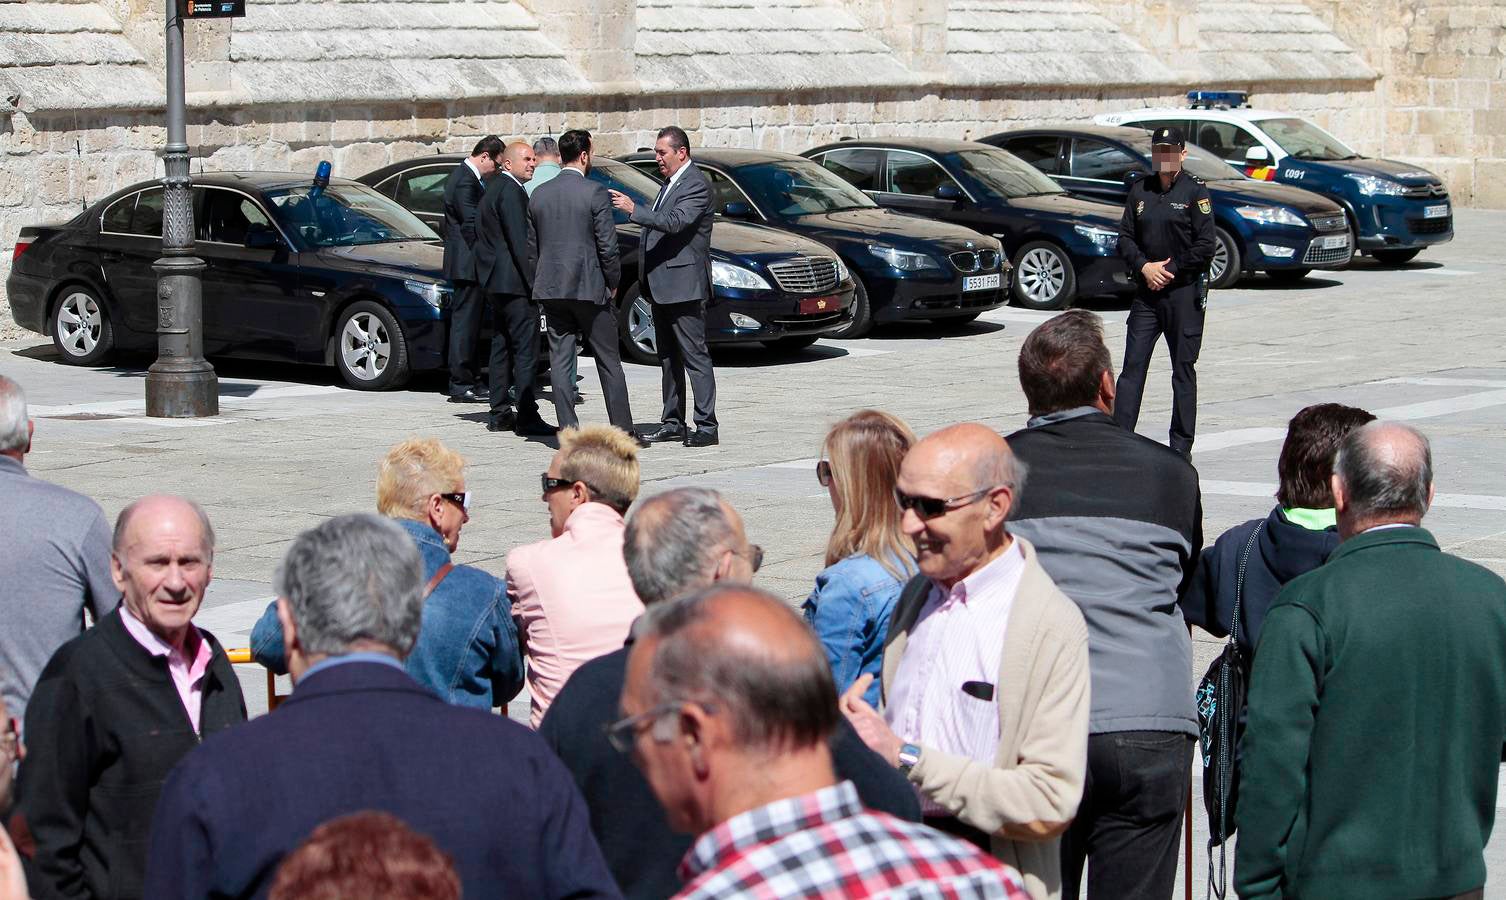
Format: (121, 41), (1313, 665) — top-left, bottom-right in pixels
(1150, 126), (1186, 148)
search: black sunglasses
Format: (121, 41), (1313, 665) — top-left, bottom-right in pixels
(542, 473), (607, 498)
(894, 486), (998, 521)
(438, 491), (471, 512)
(815, 459), (832, 487)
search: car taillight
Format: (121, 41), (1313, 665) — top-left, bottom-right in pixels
(12, 239), (31, 263)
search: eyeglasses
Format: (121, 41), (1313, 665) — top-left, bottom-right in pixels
(1, 717), (17, 758)
(604, 702), (683, 754)
(731, 543), (764, 573)
(542, 473), (609, 500)
(894, 486), (1000, 521)
(815, 459), (832, 487)
(438, 491), (471, 512)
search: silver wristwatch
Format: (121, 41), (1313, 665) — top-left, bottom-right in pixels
(897, 742), (922, 775)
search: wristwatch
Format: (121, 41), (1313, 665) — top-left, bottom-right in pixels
(897, 743), (922, 775)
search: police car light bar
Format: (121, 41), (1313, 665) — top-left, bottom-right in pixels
(1187, 90), (1248, 109)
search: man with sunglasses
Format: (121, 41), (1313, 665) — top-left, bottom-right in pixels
(840, 423), (1091, 900)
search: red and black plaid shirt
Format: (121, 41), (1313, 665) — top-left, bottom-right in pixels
(674, 780), (1028, 899)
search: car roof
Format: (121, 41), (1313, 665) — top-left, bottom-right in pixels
(1099, 107), (1287, 123)
(103, 171), (374, 200)
(621, 148), (805, 167)
(987, 124), (1152, 143)
(804, 137), (997, 155)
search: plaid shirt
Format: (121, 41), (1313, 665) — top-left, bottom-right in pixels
(675, 780), (1028, 899)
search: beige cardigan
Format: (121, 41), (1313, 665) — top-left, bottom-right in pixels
(880, 535), (1090, 900)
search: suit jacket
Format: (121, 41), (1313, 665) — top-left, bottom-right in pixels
(475, 171), (534, 296)
(527, 169), (621, 303)
(507, 503), (643, 728)
(881, 536), (1091, 900)
(629, 161), (713, 304)
(441, 160), (486, 283)
(142, 661), (618, 900)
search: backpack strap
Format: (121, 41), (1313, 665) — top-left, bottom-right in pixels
(1229, 528), (1261, 655)
(422, 562), (455, 601)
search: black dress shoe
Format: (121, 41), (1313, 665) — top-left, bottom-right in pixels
(448, 388), (489, 404)
(633, 435), (651, 449)
(514, 418), (559, 438)
(641, 424), (687, 443)
(684, 430), (719, 448)
(486, 410), (517, 432)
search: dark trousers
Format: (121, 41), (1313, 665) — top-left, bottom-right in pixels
(447, 280), (486, 394)
(651, 300), (717, 433)
(1113, 282), (1204, 456)
(487, 292), (541, 422)
(542, 299), (632, 432)
(1061, 730), (1193, 900)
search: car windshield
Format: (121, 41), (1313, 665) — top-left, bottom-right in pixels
(263, 182), (437, 247)
(951, 148), (1063, 198)
(731, 159), (877, 219)
(1259, 118), (1359, 161)
(588, 160), (659, 207)
(1123, 137), (1243, 181)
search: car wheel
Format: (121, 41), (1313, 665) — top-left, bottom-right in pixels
(51, 286), (116, 365)
(1209, 227), (1242, 289)
(1371, 248), (1422, 266)
(615, 283), (659, 366)
(1266, 268), (1312, 284)
(1010, 241), (1075, 310)
(827, 275), (872, 340)
(334, 300), (410, 391)
(763, 334), (821, 351)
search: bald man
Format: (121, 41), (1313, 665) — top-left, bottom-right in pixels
(476, 141), (555, 437)
(623, 584), (1026, 899)
(15, 496), (246, 900)
(842, 423), (1090, 900)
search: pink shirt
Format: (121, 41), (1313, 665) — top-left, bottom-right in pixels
(885, 539), (1025, 815)
(120, 605), (213, 734)
(508, 503), (644, 728)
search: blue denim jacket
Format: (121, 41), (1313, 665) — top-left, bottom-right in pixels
(250, 518), (525, 710)
(802, 553), (911, 708)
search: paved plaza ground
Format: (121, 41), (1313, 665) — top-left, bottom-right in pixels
(6, 209), (1506, 895)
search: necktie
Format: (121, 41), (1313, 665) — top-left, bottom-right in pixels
(652, 182), (669, 211)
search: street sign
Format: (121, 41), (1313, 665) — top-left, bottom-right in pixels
(181, 0), (244, 18)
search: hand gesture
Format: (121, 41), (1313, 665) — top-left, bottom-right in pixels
(608, 190), (635, 216)
(840, 674), (903, 767)
(1142, 258), (1173, 291)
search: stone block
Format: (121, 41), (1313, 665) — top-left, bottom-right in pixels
(238, 121), (272, 145)
(251, 140), (290, 172)
(1475, 110), (1506, 136)
(1386, 76), (1429, 107)
(335, 142), (389, 176)
(1469, 159), (1506, 208)
(286, 146), (328, 172)
(35, 156), (79, 206)
(331, 110), (371, 143)
(0, 163), (31, 207)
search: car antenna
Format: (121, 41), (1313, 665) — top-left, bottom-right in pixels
(73, 112), (87, 210)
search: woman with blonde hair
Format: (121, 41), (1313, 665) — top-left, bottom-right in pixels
(803, 409), (916, 707)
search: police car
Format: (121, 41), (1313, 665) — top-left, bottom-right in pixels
(1097, 91), (1453, 266)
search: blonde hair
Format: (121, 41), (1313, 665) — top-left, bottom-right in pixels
(823, 410), (916, 580)
(376, 438), (467, 520)
(558, 425), (641, 513)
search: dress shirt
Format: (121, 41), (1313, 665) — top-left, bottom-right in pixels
(886, 539), (1025, 815)
(302, 651), (406, 681)
(654, 162), (691, 210)
(120, 605), (213, 733)
(526, 161), (561, 197)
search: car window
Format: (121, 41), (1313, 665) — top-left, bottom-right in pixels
(701, 168), (754, 214)
(1189, 122), (1262, 163)
(1258, 118), (1358, 161)
(101, 193), (137, 233)
(818, 149), (882, 191)
(731, 159), (877, 220)
(953, 148), (1063, 198)
(132, 188), (165, 237)
(1000, 136), (1061, 175)
(1070, 139), (1139, 182)
(264, 183), (437, 247)
(884, 151), (953, 196)
(587, 160), (662, 225)
(200, 188), (273, 245)
(393, 168), (450, 218)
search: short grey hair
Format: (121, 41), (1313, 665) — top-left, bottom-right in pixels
(274, 513), (425, 659)
(113, 496), (217, 561)
(0, 376), (28, 454)
(623, 487), (738, 606)
(1334, 421), (1433, 522)
(532, 136), (559, 158)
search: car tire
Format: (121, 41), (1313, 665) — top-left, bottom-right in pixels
(50, 285), (116, 366)
(763, 334), (821, 351)
(1209, 227), (1242, 289)
(334, 300), (410, 391)
(1010, 241), (1076, 310)
(827, 275), (872, 340)
(1371, 248), (1422, 266)
(615, 283), (659, 366)
(1266, 268), (1312, 284)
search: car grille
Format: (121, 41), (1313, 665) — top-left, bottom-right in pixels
(949, 249), (1000, 273)
(1307, 213), (1347, 233)
(1401, 183), (1448, 199)
(1303, 241), (1352, 266)
(1406, 217), (1452, 235)
(767, 258), (840, 295)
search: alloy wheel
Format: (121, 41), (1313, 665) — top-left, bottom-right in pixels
(56, 291), (102, 357)
(340, 311), (391, 381)
(1018, 247), (1065, 305)
(1210, 238), (1229, 284)
(627, 294), (657, 357)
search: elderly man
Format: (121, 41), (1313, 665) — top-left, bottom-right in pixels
(622, 585), (1027, 899)
(527, 136), (563, 198)
(1236, 423), (1506, 900)
(16, 496), (246, 900)
(145, 514), (617, 900)
(540, 487), (919, 899)
(841, 423), (1090, 900)
(250, 438), (523, 710)
(0, 375), (117, 733)
(510, 425), (644, 726)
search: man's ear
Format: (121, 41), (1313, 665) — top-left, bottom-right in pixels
(1097, 369), (1116, 415)
(110, 551), (127, 595)
(24, 420), (34, 455)
(682, 704), (713, 779)
(1330, 474), (1347, 514)
(276, 597), (299, 657)
(985, 485), (1014, 531)
(711, 549), (733, 583)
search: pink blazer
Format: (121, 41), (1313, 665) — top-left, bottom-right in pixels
(507, 503), (644, 727)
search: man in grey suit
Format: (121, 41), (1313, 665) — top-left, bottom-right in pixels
(527, 129), (641, 440)
(442, 135), (503, 404)
(609, 126), (719, 447)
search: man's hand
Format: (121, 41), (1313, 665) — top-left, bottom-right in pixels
(608, 190), (635, 216)
(1142, 258), (1173, 291)
(0, 826), (26, 900)
(840, 674), (903, 767)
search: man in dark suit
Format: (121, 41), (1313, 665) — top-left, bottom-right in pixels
(475, 141), (554, 437)
(528, 129), (639, 439)
(142, 514), (618, 900)
(442, 135), (503, 404)
(609, 126), (718, 447)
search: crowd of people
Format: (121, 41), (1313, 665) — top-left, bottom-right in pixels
(2, 302), (1505, 900)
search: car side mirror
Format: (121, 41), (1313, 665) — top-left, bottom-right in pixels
(244, 224), (281, 250)
(722, 201), (753, 219)
(935, 183), (963, 202)
(1244, 146), (1271, 164)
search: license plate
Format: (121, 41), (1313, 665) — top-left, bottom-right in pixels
(798, 295), (840, 315)
(1425, 204), (1450, 219)
(1319, 234), (1349, 250)
(963, 273), (1001, 292)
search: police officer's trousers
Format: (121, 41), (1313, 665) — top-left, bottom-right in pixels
(1113, 281), (1204, 457)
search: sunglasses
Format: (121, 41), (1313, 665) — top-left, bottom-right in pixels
(815, 459), (832, 487)
(894, 486), (999, 521)
(732, 544), (764, 573)
(439, 491), (471, 512)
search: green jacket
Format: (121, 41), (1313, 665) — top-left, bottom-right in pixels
(1236, 526), (1506, 899)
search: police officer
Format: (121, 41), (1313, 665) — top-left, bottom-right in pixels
(1113, 126), (1216, 459)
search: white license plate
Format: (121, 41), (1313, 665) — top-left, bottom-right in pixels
(1425, 204), (1450, 219)
(963, 273), (1000, 292)
(1319, 234), (1349, 250)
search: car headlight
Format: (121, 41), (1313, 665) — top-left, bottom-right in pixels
(833, 256), (850, 283)
(1073, 225), (1119, 253)
(1344, 174), (1405, 197)
(711, 260), (772, 290)
(405, 279), (449, 310)
(867, 244), (942, 271)
(1234, 206), (1307, 228)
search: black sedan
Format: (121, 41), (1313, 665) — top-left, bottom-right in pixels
(357, 155), (856, 364)
(618, 149), (1008, 338)
(7, 172), (452, 390)
(802, 138), (1133, 310)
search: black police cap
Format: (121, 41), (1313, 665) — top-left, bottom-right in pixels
(1151, 126), (1186, 148)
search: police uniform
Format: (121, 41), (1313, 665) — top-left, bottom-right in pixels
(1113, 127), (1217, 458)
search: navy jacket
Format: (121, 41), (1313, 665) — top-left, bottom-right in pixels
(144, 661), (618, 900)
(441, 160), (486, 283)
